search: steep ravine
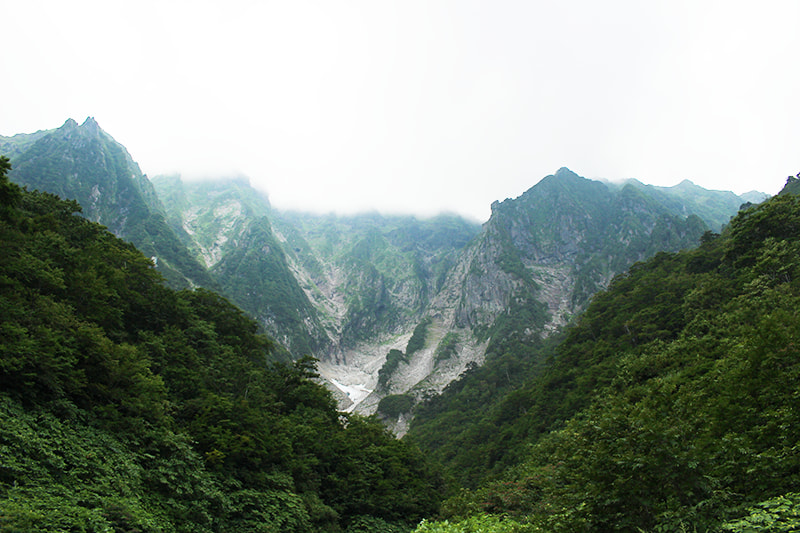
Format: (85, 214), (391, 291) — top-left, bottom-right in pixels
(284, 169), (722, 426)
(149, 169), (746, 429)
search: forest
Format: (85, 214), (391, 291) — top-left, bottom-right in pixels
(0, 156), (443, 532)
(2, 151), (800, 531)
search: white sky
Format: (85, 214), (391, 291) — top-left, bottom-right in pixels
(2, 0), (798, 222)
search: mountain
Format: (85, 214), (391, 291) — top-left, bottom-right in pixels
(1, 120), (764, 430)
(434, 168), (709, 337)
(155, 167), (754, 429)
(151, 175), (326, 355)
(152, 174), (273, 266)
(780, 172), (800, 196)
(154, 176), (484, 407)
(410, 179), (800, 532)
(623, 178), (746, 231)
(397, 169), (713, 436)
(0, 118), (212, 289)
(4, 143), (797, 531)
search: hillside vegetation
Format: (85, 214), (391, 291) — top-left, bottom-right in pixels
(3, 118), (212, 289)
(0, 156), (443, 532)
(409, 182), (800, 531)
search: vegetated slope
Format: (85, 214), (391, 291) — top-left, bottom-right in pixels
(151, 174), (273, 267)
(211, 215), (328, 357)
(0, 157), (443, 533)
(1, 118), (212, 289)
(152, 175), (327, 356)
(409, 177), (800, 532)
(430, 169), (713, 362)
(405, 168), (712, 445)
(623, 177), (749, 232)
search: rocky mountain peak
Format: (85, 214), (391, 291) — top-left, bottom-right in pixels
(554, 166), (579, 179)
(80, 116), (102, 136)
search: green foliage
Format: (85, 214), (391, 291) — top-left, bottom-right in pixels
(407, 317), (432, 356)
(414, 514), (539, 533)
(378, 349), (409, 389)
(378, 394), (416, 417)
(406, 334), (558, 488)
(0, 156), (20, 220)
(434, 332), (460, 364)
(345, 515), (411, 533)
(0, 162), (444, 532)
(722, 493), (800, 532)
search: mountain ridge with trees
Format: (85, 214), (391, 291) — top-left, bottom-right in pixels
(406, 176), (800, 531)
(1, 119), (763, 422)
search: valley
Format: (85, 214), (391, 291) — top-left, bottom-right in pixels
(1, 119), (758, 423)
(3, 118), (799, 532)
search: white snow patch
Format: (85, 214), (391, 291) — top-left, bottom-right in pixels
(329, 379), (373, 411)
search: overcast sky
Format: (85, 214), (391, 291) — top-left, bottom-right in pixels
(2, 1), (798, 221)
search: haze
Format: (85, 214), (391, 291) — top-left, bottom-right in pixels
(2, 0), (798, 222)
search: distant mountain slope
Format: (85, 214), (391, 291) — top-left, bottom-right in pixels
(152, 175), (330, 356)
(780, 173), (800, 196)
(434, 168), (709, 344)
(274, 211), (483, 350)
(0, 118), (212, 288)
(624, 178), (748, 231)
(152, 174), (273, 267)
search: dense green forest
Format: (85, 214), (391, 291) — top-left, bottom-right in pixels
(0, 156), (443, 532)
(407, 181), (800, 531)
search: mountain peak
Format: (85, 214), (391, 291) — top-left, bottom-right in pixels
(61, 118), (78, 130)
(80, 116), (101, 136)
(554, 167), (579, 179)
(675, 178), (698, 189)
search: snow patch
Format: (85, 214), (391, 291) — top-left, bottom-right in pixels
(329, 379), (373, 411)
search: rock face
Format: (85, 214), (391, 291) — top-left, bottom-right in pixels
(250, 168), (717, 429)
